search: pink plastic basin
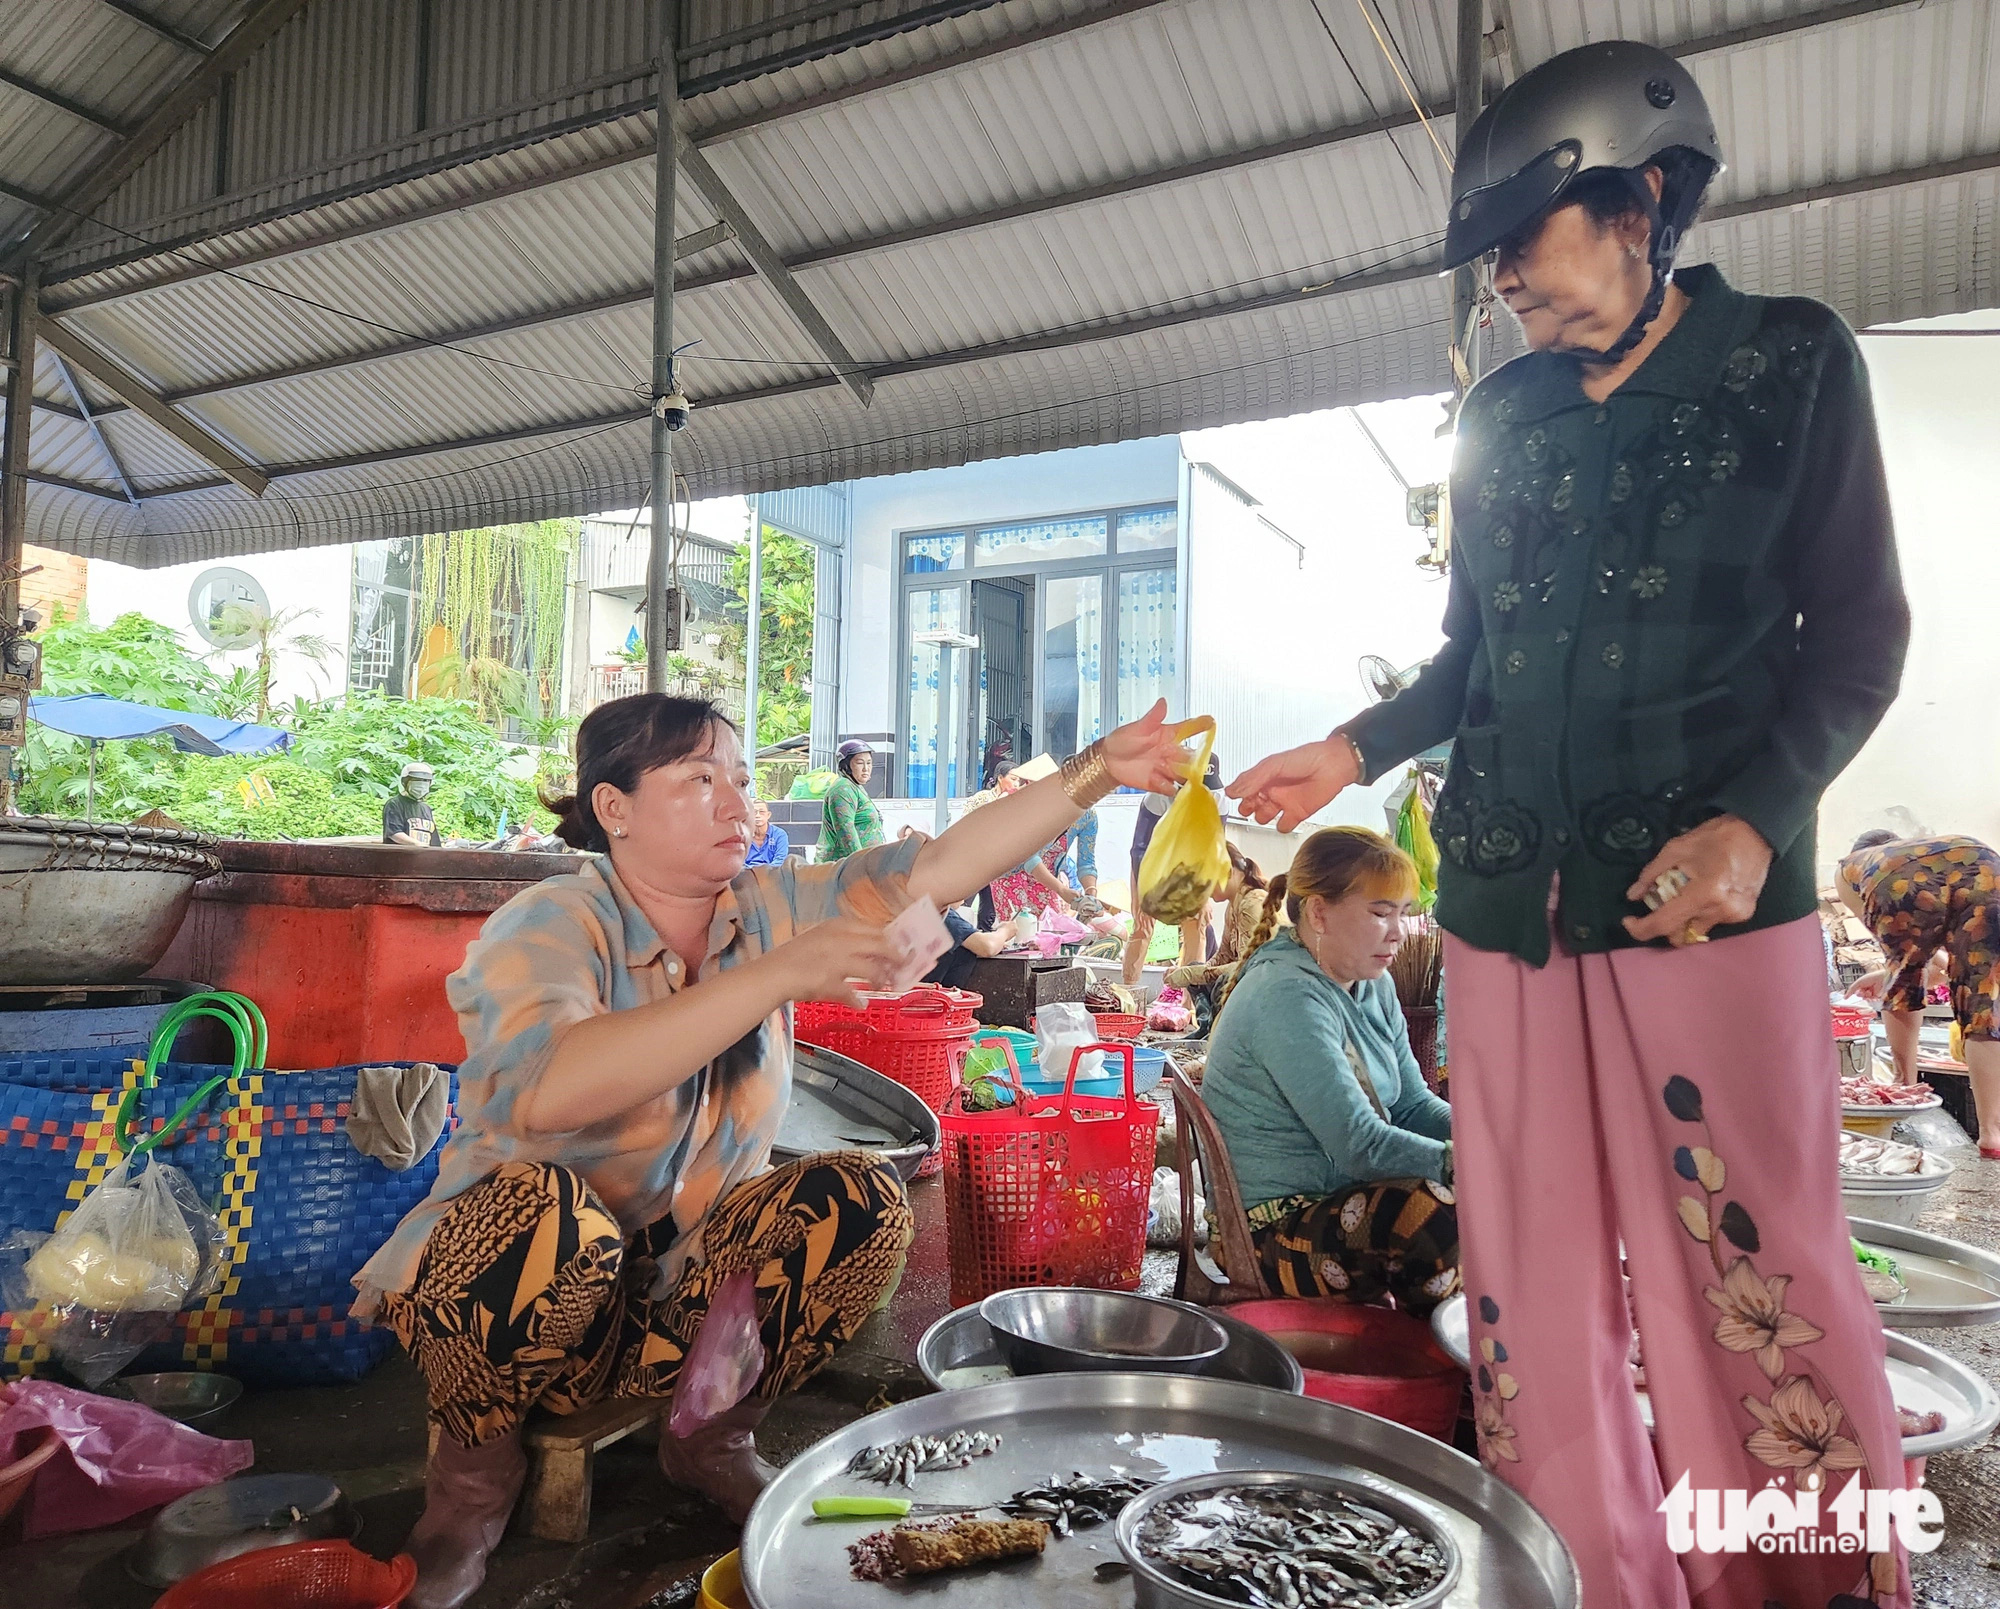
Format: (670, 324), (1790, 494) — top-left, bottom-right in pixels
(1226, 1298), (1465, 1440)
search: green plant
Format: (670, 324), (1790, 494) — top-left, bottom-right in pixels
(417, 521), (577, 719)
(210, 603), (339, 721)
(719, 527), (816, 750)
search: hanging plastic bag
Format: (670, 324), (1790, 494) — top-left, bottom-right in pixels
(2, 1158), (224, 1387)
(1148, 987), (1194, 1035)
(668, 1270), (768, 1439)
(1395, 778), (1440, 913)
(0, 1380), (253, 1538)
(1137, 719), (1230, 924)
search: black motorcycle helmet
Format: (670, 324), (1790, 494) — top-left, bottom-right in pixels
(1445, 41), (1723, 362)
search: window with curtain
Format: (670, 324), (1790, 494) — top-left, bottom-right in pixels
(1117, 568), (1178, 726)
(974, 516), (1108, 568)
(1115, 506), (1177, 553)
(905, 588), (965, 798)
(904, 533), (964, 573)
(1043, 574), (1104, 759)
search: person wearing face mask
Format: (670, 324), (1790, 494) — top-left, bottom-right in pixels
(1231, 42), (1910, 1608)
(1200, 828), (1456, 1316)
(349, 692), (1199, 1608)
(385, 762), (441, 846)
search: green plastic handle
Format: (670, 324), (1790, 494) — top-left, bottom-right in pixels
(812, 1496), (914, 1519)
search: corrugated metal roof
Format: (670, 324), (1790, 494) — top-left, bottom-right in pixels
(6, 0), (1998, 564)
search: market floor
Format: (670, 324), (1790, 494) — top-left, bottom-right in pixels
(13, 1157), (2000, 1609)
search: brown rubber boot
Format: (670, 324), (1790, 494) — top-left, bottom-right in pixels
(404, 1427), (528, 1609)
(656, 1397), (777, 1524)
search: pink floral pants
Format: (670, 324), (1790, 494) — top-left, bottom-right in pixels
(1447, 915), (1910, 1609)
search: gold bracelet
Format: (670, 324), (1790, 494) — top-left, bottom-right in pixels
(1059, 741), (1118, 809)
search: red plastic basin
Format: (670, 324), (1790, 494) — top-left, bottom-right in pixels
(1225, 1299), (1465, 1441)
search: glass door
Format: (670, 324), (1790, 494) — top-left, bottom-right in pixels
(1040, 573), (1104, 760)
(904, 585), (966, 799)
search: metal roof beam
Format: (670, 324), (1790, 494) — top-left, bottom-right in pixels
(27, 470), (128, 501)
(673, 140), (874, 405)
(96, 0), (215, 55)
(26, 0), (313, 259)
(92, 224), (739, 406)
(41, 0), (1928, 319)
(39, 320), (268, 496)
(0, 179), (58, 218)
(49, 350), (139, 505)
(678, 1), (1005, 96)
(0, 68), (129, 137)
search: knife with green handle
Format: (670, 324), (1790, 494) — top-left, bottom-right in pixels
(810, 1495), (993, 1519)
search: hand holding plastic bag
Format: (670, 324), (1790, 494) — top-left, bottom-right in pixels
(1137, 719), (1230, 923)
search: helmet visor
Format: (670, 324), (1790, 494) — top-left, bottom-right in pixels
(1444, 140), (1583, 269)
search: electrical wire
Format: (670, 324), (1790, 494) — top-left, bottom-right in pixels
(36, 196), (652, 399)
(104, 315), (1452, 539)
(1354, 0), (1453, 172)
(1304, 0), (1431, 198)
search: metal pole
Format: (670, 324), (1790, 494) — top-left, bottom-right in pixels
(932, 644), (952, 840)
(644, 0), (680, 695)
(0, 264), (38, 816)
(744, 494), (762, 769)
(1450, 0), (1485, 398)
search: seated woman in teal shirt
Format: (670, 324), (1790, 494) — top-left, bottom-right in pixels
(1201, 826), (1458, 1314)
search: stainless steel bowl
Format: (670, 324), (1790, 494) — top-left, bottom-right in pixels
(978, 1287), (1229, 1376)
(111, 1372), (244, 1424)
(128, 1473), (358, 1587)
(919, 1300), (1305, 1394)
(1115, 1468), (1462, 1609)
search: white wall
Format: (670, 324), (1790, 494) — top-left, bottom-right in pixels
(842, 437), (1183, 738)
(87, 545), (356, 709)
(1818, 326), (2000, 863)
(1180, 397), (1453, 830)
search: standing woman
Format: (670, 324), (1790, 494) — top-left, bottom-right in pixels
(820, 739), (885, 862)
(1232, 43), (1911, 1609)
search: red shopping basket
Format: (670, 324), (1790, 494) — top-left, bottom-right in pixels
(798, 987), (982, 1117)
(940, 1042), (1158, 1307)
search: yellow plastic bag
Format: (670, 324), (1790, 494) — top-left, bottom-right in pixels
(1137, 719), (1230, 923)
(1395, 779), (1440, 913)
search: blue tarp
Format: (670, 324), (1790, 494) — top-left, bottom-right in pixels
(29, 693), (292, 757)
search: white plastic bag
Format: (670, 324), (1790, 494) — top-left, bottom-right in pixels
(1035, 1001), (1104, 1087)
(2, 1159), (224, 1387)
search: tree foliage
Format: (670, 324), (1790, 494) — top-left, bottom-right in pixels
(721, 526), (816, 751)
(17, 612), (558, 840)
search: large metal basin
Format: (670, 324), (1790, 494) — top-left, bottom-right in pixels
(0, 817), (222, 985)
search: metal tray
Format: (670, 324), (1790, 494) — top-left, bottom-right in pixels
(1430, 1298), (2000, 1458)
(739, 1374), (1579, 1608)
(776, 1045), (940, 1183)
(919, 1300), (1306, 1395)
(1848, 1217), (2000, 1328)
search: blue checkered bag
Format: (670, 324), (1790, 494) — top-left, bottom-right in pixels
(0, 1033), (453, 1387)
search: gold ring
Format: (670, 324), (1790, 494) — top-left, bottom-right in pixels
(1682, 921), (1710, 945)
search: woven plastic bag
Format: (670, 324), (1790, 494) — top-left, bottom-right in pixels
(3, 1158), (224, 1386)
(1136, 718), (1229, 923)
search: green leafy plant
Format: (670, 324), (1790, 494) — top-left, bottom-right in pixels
(417, 521), (577, 719)
(719, 526), (816, 751)
(210, 603), (339, 721)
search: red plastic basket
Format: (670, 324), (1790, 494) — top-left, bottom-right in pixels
(154, 1542), (417, 1609)
(796, 985), (981, 1040)
(1831, 1004), (1874, 1039)
(1088, 1012), (1148, 1042)
(939, 1042), (1159, 1307)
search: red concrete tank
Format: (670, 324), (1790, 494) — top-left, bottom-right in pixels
(150, 841), (576, 1067)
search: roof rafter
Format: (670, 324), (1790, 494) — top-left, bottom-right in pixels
(48, 350), (140, 505)
(0, 68), (129, 137)
(41, 0), (1929, 323)
(674, 138), (874, 405)
(23, 0), (314, 260)
(104, 144), (2000, 495)
(96, 0), (215, 55)
(40, 320), (269, 496)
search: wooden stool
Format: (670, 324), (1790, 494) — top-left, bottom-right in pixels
(427, 1397), (659, 1544)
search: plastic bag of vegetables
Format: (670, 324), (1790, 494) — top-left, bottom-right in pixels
(1136, 718), (1230, 923)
